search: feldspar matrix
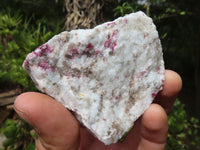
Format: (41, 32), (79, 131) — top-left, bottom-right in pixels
(23, 11), (165, 145)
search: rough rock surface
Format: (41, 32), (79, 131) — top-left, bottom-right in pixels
(23, 11), (165, 145)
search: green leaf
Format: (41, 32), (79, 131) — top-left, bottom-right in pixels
(180, 11), (186, 15)
(3, 138), (15, 148)
(30, 130), (38, 140)
(2, 125), (17, 138)
(162, 32), (167, 39)
(119, 126), (132, 142)
(24, 143), (36, 150)
(177, 133), (186, 138)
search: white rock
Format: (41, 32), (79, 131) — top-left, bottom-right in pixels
(23, 11), (165, 145)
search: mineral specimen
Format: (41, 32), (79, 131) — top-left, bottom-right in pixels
(23, 11), (165, 145)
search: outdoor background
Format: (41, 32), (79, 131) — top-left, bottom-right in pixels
(0, 0), (200, 149)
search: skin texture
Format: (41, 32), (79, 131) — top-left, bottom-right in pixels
(14, 70), (182, 150)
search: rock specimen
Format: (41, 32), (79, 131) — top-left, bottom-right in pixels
(23, 11), (165, 145)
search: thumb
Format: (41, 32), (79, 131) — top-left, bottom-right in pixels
(14, 92), (80, 150)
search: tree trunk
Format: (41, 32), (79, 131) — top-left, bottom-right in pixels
(64, 0), (104, 30)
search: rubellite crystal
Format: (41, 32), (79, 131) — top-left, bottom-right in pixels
(23, 11), (165, 145)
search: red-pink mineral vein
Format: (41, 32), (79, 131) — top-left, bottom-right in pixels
(104, 30), (118, 52)
(38, 60), (50, 70)
(33, 44), (54, 57)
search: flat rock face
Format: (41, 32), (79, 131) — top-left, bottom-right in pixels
(23, 11), (165, 145)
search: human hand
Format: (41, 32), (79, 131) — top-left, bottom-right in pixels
(14, 70), (182, 150)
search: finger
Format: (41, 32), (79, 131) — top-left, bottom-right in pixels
(139, 104), (168, 150)
(154, 70), (182, 113)
(14, 92), (80, 150)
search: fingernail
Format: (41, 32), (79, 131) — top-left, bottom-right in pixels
(14, 100), (33, 126)
(14, 106), (28, 120)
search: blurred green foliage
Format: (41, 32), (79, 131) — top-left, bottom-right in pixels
(0, 7), (61, 90)
(0, 0), (65, 24)
(0, 119), (36, 150)
(167, 100), (200, 150)
(114, 2), (137, 17)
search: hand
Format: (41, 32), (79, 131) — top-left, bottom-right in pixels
(14, 70), (182, 150)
